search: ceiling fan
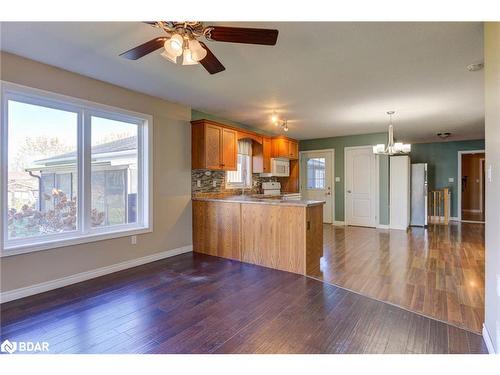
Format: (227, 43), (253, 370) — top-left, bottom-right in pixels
(120, 22), (279, 75)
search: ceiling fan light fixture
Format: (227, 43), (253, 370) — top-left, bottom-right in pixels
(164, 34), (184, 57)
(189, 39), (208, 62)
(182, 48), (198, 65)
(160, 49), (178, 63)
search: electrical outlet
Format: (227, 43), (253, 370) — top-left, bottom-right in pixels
(488, 165), (493, 183)
(335, 177), (341, 182)
(131, 235), (137, 245)
(212, 180), (217, 187)
(197, 179), (201, 188)
(448, 177), (454, 183)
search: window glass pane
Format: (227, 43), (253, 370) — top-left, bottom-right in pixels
(306, 157), (326, 189)
(7, 100), (78, 239)
(91, 116), (138, 227)
(226, 154), (251, 187)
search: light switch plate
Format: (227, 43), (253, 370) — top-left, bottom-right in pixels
(197, 180), (201, 188)
(488, 165), (493, 183)
(131, 235), (137, 245)
(448, 177), (454, 183)
(335, 177), (341, 182)
(212, 181), (217, 187)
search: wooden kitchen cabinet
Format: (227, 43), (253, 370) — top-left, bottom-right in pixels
(252, 136), (272, 174)
(272, 137), (298, 160)
(262, 137), (272, 172)
(191, 119), (237, 170)
(222, 127), (237, 170)
(289, 140), (299, 159)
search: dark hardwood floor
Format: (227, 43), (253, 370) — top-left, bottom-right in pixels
(308, 222), (485, 333)
(0, 253), (487, 354)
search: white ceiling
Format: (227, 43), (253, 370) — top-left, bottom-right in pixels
(0, 22), (484, 142)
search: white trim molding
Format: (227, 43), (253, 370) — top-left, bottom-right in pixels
(376, 224), (390, 229)
(0, 244), (192, 303)
(482, 323), (496, 354)
(332, 220), (346, 226)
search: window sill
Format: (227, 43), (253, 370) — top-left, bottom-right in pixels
(1, 226), (153, 257)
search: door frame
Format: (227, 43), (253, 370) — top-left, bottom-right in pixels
(299, 149), (335, 224)
(344, 145), (379, 227)
(457, 149), (485, 222)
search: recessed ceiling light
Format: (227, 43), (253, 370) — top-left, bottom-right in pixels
(466, 63), (484, 72)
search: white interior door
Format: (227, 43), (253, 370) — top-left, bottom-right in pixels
(345, 147), (377, 227)
(300, 151), (333, 223)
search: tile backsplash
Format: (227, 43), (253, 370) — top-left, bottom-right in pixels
(191, 169), (277, 195)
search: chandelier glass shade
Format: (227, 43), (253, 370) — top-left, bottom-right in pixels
(373, 111), (411, 155)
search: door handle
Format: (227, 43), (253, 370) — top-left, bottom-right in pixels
(347, 190), (352, 193)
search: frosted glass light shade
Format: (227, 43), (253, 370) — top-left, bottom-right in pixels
(164, 34), (184, 57)
(189, 39), (207, 61)
(160, 49), (177, 63)
(394, 142), (403, 152)
(373, 144), (385, 154)
(402, 144), (412, 153)
(182, 49), (198, 65)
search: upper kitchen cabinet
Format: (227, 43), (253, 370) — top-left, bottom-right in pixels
(289, 140), (299, 159)
(191, 119), (237, 171)
(272, 136), (299, 160)
(253, 136), (272, 173)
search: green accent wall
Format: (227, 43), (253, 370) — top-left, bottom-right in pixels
(409, 139), (485, 218)
(300, 135), (485, 224)
(300, 133), (390, 225)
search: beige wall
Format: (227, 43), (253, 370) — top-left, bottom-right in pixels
(485, 22), (500, 353)
(0, 52), (192, 292)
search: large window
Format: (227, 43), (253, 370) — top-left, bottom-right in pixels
(1, 83), (152, 255)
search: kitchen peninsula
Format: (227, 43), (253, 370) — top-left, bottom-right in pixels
(192, 195), (324, 275)
(190, 118), (325, 275)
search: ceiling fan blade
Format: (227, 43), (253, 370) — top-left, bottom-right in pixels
(199, 42), (225, 74)
(205, 26), (278, 45)
(120, 37), (167, 60)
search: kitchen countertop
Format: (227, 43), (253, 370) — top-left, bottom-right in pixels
(192, 194), (325, 207)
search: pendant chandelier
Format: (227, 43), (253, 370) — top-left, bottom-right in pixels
(373, 111), (411, 155)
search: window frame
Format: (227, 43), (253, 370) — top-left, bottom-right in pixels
(0, 81), (153, 257)
(225, 154), (252, 189)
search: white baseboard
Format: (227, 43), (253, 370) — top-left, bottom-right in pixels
(450, 216), (459, 221)
(0, 245), (193, 304)
(332, 221), (346, 226)
(376, 224), (389, 229)
(483, 323), (496, 354)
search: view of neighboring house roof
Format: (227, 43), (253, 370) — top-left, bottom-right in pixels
(8, 171), (39, 191)
(33, 136), (137, 166)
